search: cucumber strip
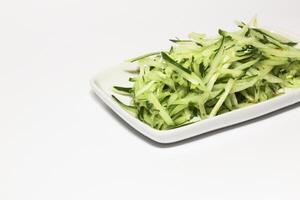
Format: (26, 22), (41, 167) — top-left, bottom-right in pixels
(112, 95), (137, 116)
(113, 86), (132, 95)
(128, 52), (160, 62)
(204, 37), (225, 83)
(231, 77), (258, 93)
(135, 81), (155, 97)
(224, 96), (233, 110)
(236, 103), (255, 108)
(230, 93), (239, 107)
(219, 68), (243, 78)
(262, 48), (300, 58)
(235, 57), (260, 70)
(263, 74), (283, 83)
(148, 93), (174, 126)
(207, 73), (219, 91)
(173, 110), (192, 125)
(170, 39), (194, 43)
(209, 79), (235, 117)
(252, 28), (297, 46)
(161, 52), (206, 90)
(171, 94), (200, 105)
(241, 90), (255, 102)
(170, 104), (187, 116)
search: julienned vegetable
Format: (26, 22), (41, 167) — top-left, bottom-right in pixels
(112, 20), (300, 130)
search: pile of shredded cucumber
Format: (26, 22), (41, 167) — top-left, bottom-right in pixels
(112, 19), (300, 130)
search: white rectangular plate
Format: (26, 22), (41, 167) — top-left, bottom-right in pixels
(91, 61), (300, 144)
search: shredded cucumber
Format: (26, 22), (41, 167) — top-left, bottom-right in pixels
(112, 19), (300, 130)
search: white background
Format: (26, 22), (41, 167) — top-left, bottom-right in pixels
(1, 0), (300, 199)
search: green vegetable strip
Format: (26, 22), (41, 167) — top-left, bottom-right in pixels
(230, 93), (238, 107)
(252, 28), (298, 46)
(113, 86), (132, 95)
(128, 52), (160, 62)
(135, 81), (155, 97)
(209, 79), (235, 117)
(161, 52), (206, 90)
(148, 93), (174, 126)
(204, 38), (225, 83)
(112, 95), (137, 116)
